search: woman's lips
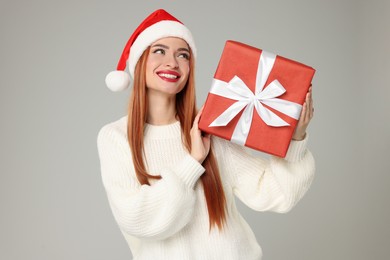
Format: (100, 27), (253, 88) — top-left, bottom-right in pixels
(157, 70), (181, 82)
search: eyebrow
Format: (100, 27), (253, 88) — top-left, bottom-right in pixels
(151, 43), (190, 53)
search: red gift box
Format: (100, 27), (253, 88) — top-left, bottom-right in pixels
(199, 40), (315, 157)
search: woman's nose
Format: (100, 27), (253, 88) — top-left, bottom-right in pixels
(164, 54), (179, 68)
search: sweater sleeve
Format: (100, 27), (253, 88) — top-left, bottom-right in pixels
(224, 134), (315, 213)
(97, 124), (205, 240)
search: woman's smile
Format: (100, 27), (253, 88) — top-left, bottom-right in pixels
(156, 70), (181, 82)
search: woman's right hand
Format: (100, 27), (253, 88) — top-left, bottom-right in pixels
(190, 106), (211, 164)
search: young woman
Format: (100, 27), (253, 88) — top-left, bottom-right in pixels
(98, 9), (315, 260)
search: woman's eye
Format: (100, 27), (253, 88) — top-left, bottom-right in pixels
(153, 49), (165, 54)
(178, 53), (189, 59)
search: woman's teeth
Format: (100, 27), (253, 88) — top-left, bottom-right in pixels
(159, 73), (178, 79)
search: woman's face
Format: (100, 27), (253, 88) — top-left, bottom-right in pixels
(145, 37), (191, 97)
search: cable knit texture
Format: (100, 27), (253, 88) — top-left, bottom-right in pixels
(97, 115), (315, 260)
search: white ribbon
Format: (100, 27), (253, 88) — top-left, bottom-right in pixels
(209, 51), (302, 146)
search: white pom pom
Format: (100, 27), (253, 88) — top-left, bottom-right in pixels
(105, 71), (131, 92)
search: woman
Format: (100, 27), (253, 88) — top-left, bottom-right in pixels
(98, 9), (315, 260)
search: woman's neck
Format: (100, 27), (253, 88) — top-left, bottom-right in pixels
(146, 90), (177, 125)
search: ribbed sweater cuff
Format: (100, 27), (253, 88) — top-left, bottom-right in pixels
(283, 133), (309, 162)
(175, 155), (205, 189)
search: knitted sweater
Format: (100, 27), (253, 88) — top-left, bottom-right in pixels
(97, 115), (315, 260)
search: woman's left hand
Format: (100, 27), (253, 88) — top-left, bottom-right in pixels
(292, 86), (314, 141)
(190, 105), (211, 164)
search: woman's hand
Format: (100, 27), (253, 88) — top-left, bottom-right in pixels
(190, 106), (211, 164)
(292, 86), (314, 141)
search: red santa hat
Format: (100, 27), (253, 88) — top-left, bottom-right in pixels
(105, 9), (197, 92)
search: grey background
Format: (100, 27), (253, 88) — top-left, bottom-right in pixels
(1, 0), (389, 259)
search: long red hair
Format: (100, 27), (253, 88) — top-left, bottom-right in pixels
(127, 47), (227, 230)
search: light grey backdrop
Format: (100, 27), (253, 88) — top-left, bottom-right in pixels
(1, 0), (389, 259)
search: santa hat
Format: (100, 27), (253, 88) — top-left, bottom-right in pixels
(105, 9), (197, 92)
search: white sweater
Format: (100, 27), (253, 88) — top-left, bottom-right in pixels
(97, 115), (315, 260)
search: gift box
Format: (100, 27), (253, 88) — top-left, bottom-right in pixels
(199, 40), (315, 157)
